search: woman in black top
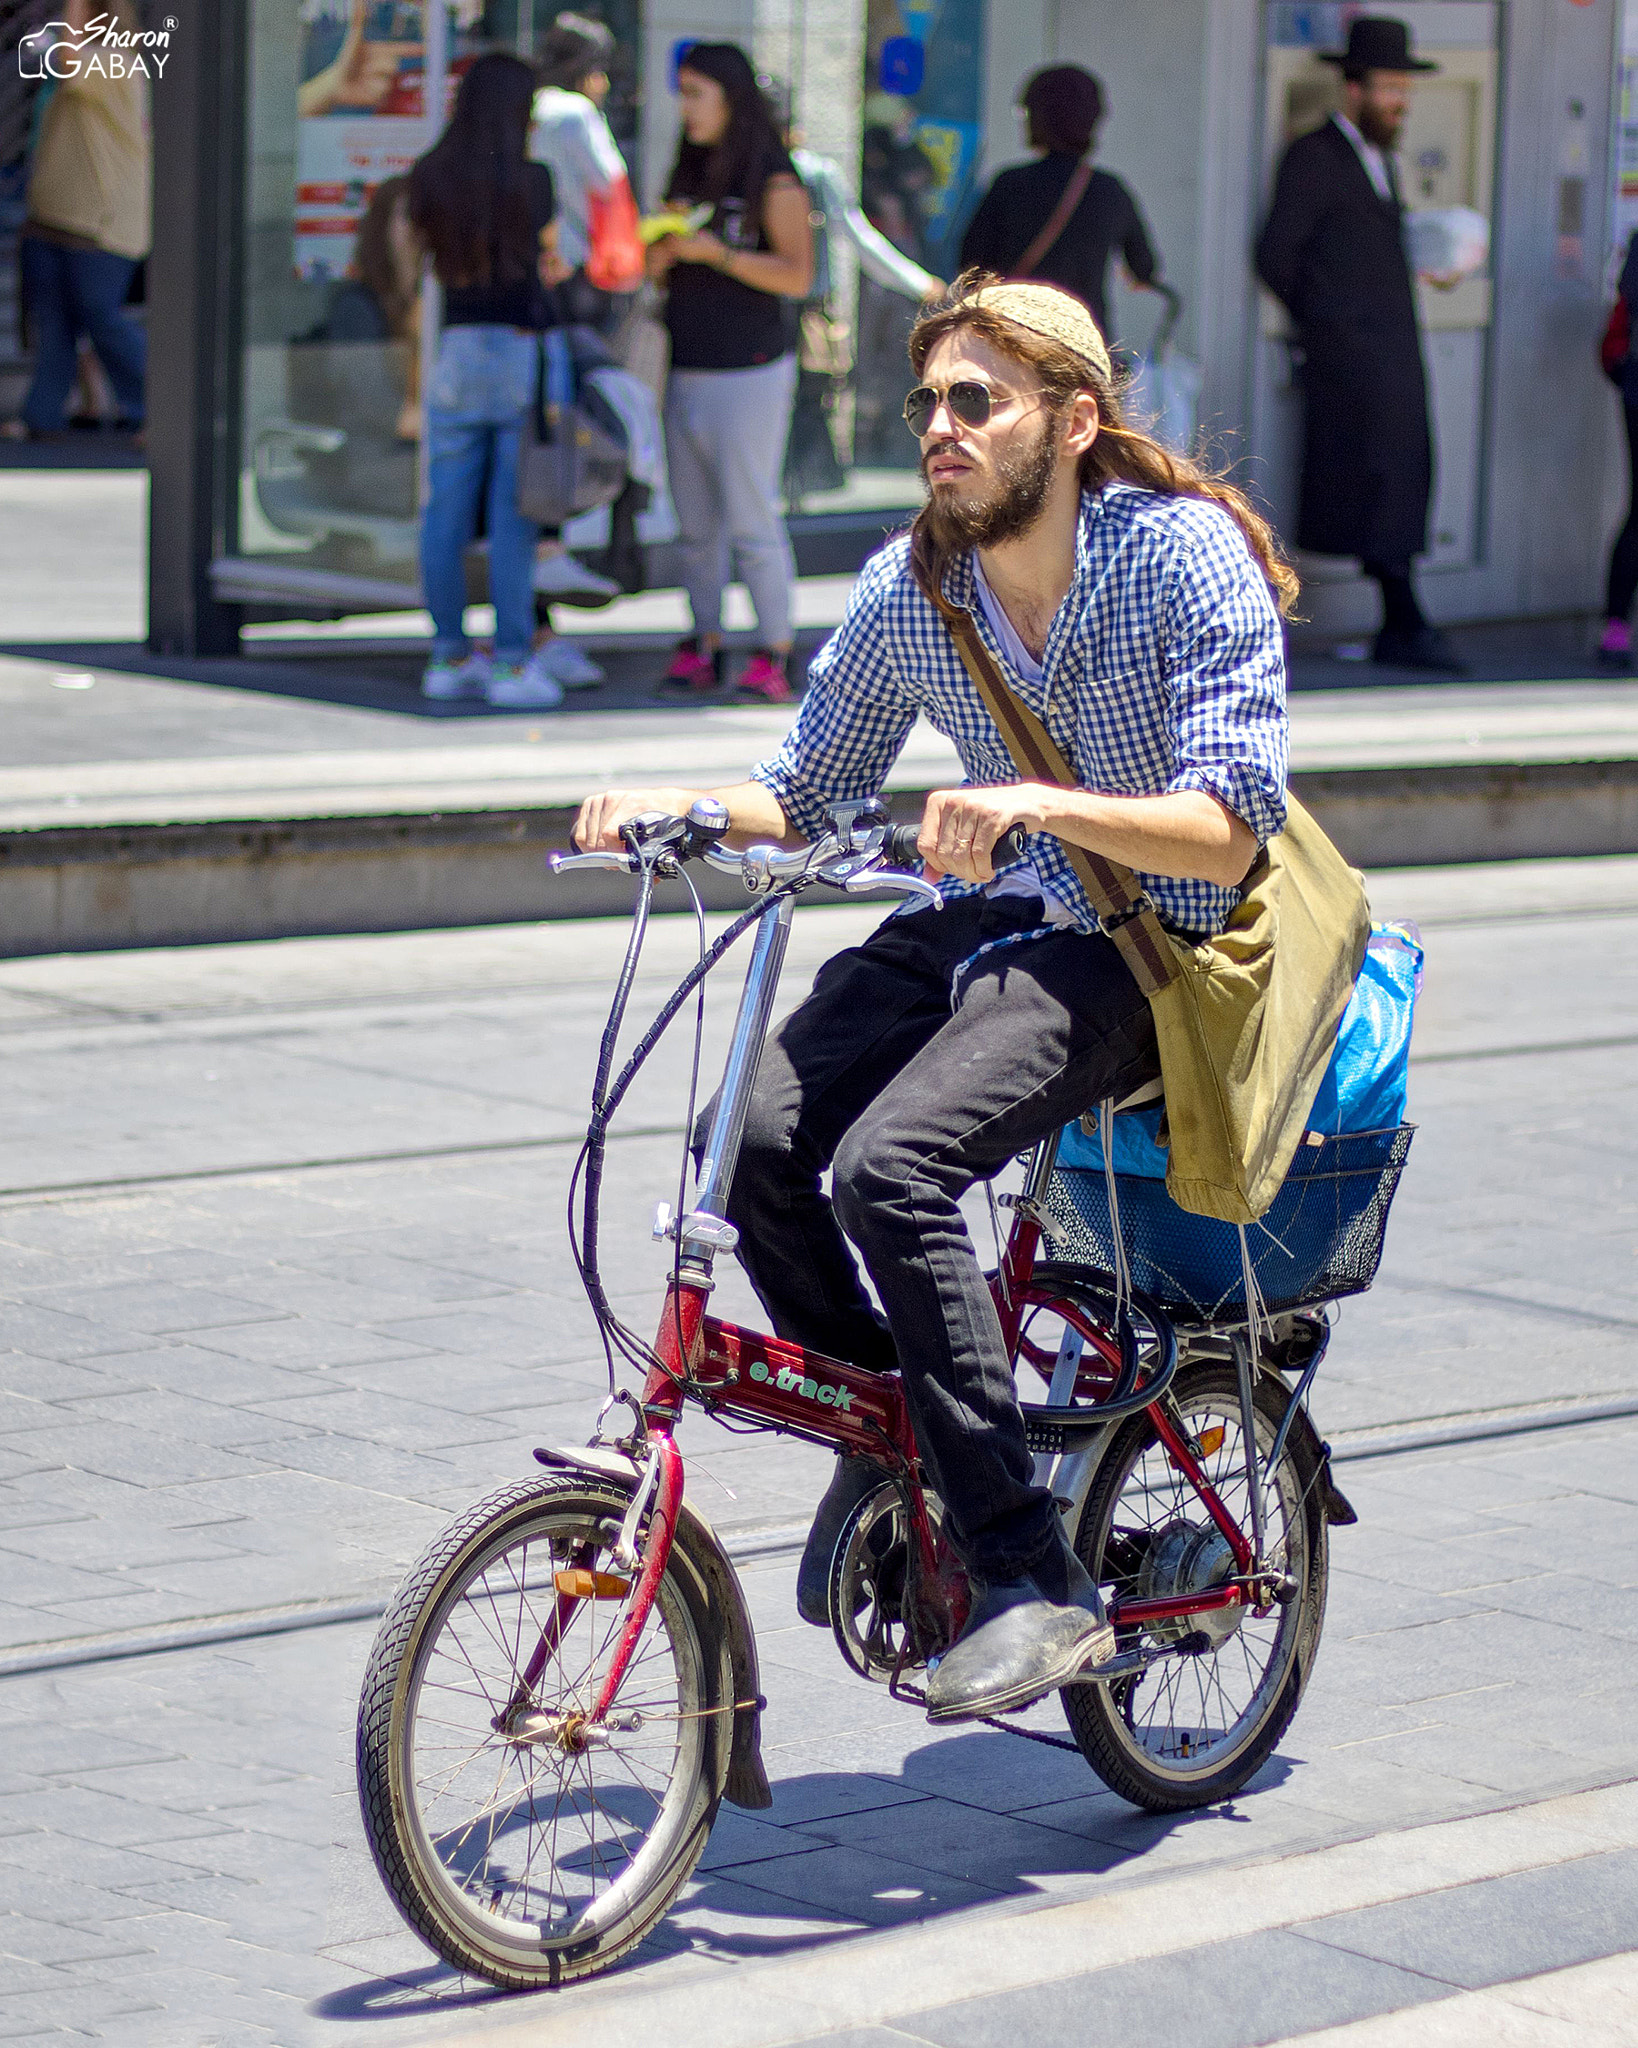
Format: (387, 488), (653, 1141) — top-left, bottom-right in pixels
(648, 42), (813, 703)
(409, 53), (571, 710)
(960, 64), (1159, 343)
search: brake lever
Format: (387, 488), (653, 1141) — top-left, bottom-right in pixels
(841, 868), (943, 909)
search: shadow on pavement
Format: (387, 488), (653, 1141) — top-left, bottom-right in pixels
(308, 1736), (1297, 2024)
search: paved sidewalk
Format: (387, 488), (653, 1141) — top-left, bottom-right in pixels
(4, 643), (1638, 830)
(0, 1422), (1633, 2045)
(0, 853), (1635, 2040)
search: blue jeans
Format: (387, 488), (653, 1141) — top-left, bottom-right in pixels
(419, 325), (541, 663)
(20, 235), (147, 433)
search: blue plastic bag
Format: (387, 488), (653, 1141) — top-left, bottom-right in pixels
(1059, 922), (1423, 1179)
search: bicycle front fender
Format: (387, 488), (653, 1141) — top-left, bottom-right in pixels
(533, 1442), (774, 1811)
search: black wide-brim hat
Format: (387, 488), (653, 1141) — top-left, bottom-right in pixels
(1320, 16), (1438, 76)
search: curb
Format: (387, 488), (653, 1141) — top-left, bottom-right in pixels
(0, 757), (1634, 955)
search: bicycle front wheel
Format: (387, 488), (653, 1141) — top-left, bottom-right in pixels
(357, 1474), (729, 1988)
(1065, 1362), (1329, 1812)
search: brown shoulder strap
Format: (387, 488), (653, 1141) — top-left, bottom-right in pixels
(932, 590), (1180, 996)
(1015, 159), (1094, 279)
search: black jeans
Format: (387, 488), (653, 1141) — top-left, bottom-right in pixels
(723, 897), (1160, 1583)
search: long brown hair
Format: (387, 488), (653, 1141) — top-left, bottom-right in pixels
(906, 278), (1299, 617)
(409, 53), (538, 291)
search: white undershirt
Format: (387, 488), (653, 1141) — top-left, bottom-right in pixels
(1331, 110), (1394, 205)
(971, 561), (1078, 928)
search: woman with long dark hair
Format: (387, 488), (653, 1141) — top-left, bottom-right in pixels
(649, 43), (813, 703)
(409, 52), (572, 709)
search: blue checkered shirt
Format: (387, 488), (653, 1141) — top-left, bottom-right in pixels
(751, 483), (1289, 938)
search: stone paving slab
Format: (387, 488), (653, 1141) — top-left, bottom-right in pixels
(0, 855), (1632, 2037)
(0, 1423), (1632, 2045)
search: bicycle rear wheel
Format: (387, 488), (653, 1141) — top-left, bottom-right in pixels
(1064, 1362), (1328, 1811)
(357, 1474), (729, 1988)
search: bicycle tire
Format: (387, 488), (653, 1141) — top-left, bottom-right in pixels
(357, 1473), (730, 1988)
(1063, 1362), (1329, 1812)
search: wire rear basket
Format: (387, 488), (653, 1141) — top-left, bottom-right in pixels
(1043, 1123), (1415, 1325)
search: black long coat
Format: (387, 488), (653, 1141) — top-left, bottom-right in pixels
(1256, 117), (1431, 566)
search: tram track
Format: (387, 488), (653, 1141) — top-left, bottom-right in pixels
(1, 1391), (1633, 1684)
(1, 1008), (1635, 1209)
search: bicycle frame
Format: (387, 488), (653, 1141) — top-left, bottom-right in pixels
(523, 883), (1273, 1731)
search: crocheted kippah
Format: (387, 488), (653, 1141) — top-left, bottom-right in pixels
(966, 281), (1112, 386)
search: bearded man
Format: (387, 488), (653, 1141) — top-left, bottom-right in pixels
(1257, 15), (1462, 674)
(572, 274), (1293, 1722)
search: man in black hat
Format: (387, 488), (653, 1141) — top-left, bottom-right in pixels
(1257, 16), (1463, 673)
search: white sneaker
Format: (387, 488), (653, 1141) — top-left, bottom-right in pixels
(421, 651), (491, 701)
(532, 551), (620, 601)
(485, 653), (565, 710)
(536, 637), (605, 689)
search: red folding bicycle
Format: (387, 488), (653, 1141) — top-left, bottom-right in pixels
(357, 800), (1411, 1989)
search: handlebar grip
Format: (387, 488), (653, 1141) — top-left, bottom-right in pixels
(885, 823), (925, 869)
(882, 823), (1029, 870)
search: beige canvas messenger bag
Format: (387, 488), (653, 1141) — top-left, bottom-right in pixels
(929, 590), (1370, 1225)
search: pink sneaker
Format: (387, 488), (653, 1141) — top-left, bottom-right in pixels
(735, 651), (794, 704)
(657, 639), (722, 694)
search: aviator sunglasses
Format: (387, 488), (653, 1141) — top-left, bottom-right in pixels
(903, 378), (1041, 439)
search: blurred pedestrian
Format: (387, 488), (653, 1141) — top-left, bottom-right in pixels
(307, 174), (421, 441)
(5, 0), (150, 444)
(764, 76), (941, 505)
(854, 94), (939, 465)
(959, 64), (1159, 344)
(1257, 15), (1463, 675)
(410, 52), (573, 709)
(1599, 230), (1638, 672)
(527, 12), (634, 616)
(530, 13), (643, 330)
(649, 43), (813, 704)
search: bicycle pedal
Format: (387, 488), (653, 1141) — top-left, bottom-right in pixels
(1061, 1647), (1152, 1687)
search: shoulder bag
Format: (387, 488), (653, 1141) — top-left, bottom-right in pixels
(928, 588), (1370, 1224)
(516, 328), (629, 529)
(1015, 159), (1094, 278)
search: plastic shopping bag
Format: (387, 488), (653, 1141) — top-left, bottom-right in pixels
(1060, 922), (1423, 1178)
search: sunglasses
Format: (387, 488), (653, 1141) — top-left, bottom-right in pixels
(903, 379), (1039, 439)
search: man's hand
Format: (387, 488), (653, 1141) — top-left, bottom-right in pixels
(919, 785), (1049, 884)
(572, 788), (706, 852)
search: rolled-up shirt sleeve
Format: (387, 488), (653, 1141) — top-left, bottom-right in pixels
(750, 554), (919, 840)
(1159, 505), (1289, 848)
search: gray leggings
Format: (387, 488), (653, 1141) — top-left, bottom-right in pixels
(664, 355), (798, 645)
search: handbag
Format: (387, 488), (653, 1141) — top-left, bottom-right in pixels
(1015, 159), (1094, 278)
(926, 584), (1370, 1224)
(516, 328), (629, 529)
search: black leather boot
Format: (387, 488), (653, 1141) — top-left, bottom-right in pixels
(923, 1521), (1115, 1723)
(796, 1455), (882, 1626)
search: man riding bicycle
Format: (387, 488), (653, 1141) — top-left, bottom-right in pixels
(573, 275), (1295, 1725)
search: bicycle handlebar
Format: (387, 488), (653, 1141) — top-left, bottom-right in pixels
(547, 810), (1030, 894)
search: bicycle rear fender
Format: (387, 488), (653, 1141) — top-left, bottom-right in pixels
(1274, 1403), (1359, 1527)
(533, 1443), (774, 1811)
